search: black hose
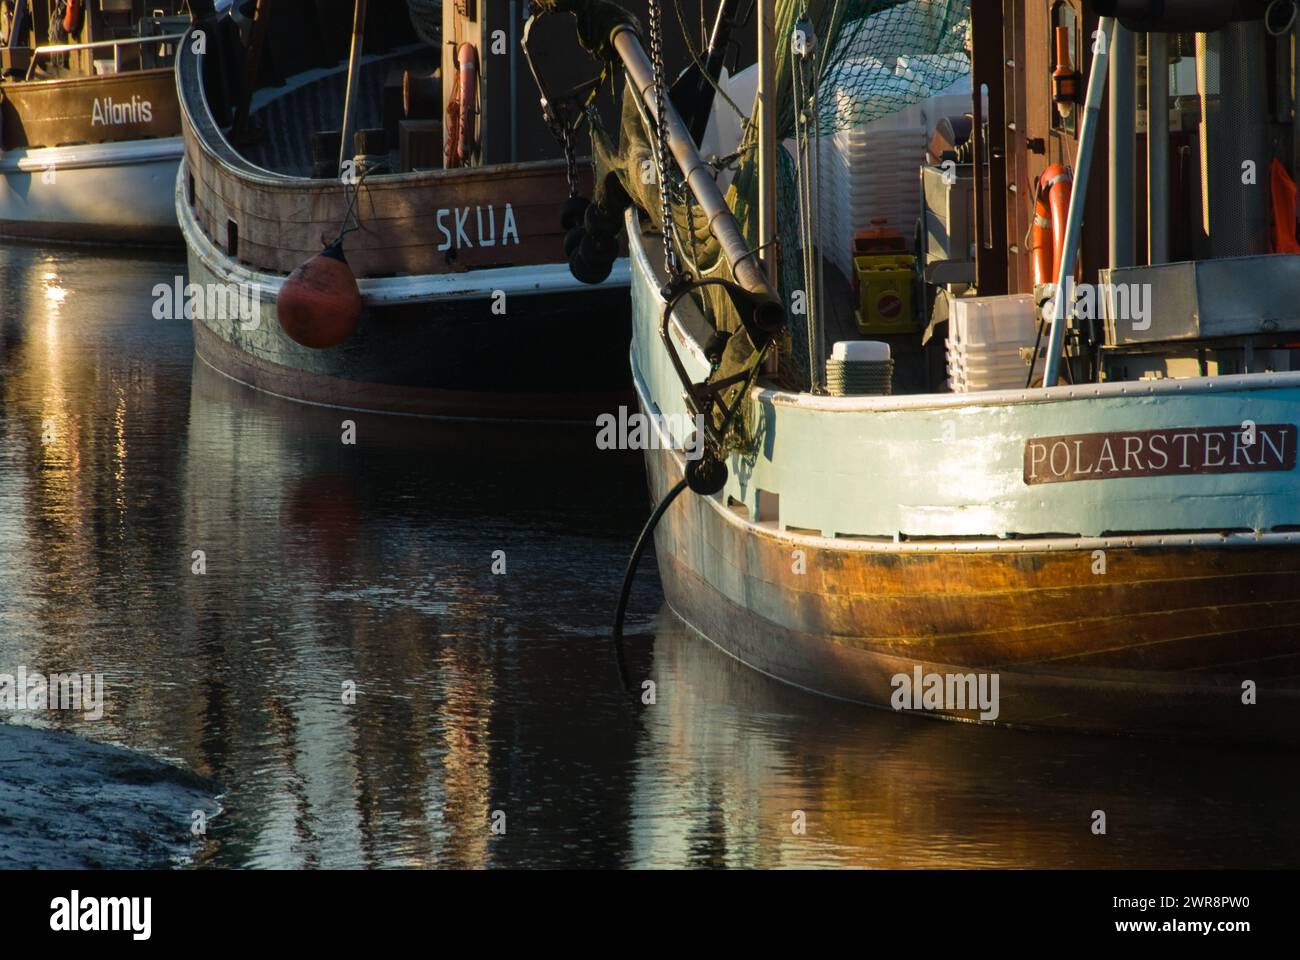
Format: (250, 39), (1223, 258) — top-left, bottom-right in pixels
(611, 477), (690, 692)
(1026, 316), (1046, 389)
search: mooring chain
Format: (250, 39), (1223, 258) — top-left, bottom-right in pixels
(561, 120), (579, 197)
(648, 0), (682, 279)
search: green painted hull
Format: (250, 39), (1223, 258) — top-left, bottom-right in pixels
(627, 215), (1300, 738)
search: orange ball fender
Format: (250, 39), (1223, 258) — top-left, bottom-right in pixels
(276, 239), (363, 349)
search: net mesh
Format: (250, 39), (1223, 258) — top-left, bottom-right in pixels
(732, 0), (970, 385)
(591, 0), (970, 396)
(818, 0), (970, 135)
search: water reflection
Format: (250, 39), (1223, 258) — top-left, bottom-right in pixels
(636, 611), (1300, 868)
(0, 243), (1297, 869)
(175, 357), (656, 868)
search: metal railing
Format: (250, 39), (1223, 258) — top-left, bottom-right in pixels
(25, 33), (186, 81)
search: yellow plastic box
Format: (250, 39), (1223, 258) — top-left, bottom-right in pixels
(854, 254), (918, 334)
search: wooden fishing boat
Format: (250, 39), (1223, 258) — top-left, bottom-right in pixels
(0, 1), (188, 243)
(176, 1), (631, 420)
(542, 0), (1300, 739)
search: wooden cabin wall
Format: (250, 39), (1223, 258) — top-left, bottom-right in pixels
(970, 6), (1007, 294)
(442, 2), (561, 166)
(438, 3), (752, 168)
(974, 0), (1113, 295)
(238, 1), (416, 95)
(978, 2), (1300, 291)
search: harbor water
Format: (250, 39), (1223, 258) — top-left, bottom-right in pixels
(1, 244), (1298, 868)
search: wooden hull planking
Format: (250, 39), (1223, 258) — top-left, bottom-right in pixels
(643, 436), (1300, 740)
(176, 24), (632, 420)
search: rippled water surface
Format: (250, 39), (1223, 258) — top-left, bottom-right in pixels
(1, 244), (1298, 868)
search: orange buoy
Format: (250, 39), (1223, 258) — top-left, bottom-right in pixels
(276, 239), (363, 349)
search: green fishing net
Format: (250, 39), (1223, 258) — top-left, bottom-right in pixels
(588, 0), (971, 394)
(733, 1), (970, 385)
(815, 0), (970, 135)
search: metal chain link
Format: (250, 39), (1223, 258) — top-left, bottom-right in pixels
(648, 0), (681, 278)
(562, 122), (578, 197)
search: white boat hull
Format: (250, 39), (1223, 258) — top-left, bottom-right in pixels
(0, 138), (183, 244)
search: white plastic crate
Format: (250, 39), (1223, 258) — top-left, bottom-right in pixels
(949, 294), (1038, 349)
(948, 367), (1026, 393)
(946, 363), (1032, 392)
(821, 65), (973, 280)
(946, 349), (1027, 375)
(946, 294), (1038, 393)
(946, 359), (1027, 381)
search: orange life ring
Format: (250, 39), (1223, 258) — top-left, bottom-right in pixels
(444, 43), (479, 168)
(1030, 164), (1073, 287)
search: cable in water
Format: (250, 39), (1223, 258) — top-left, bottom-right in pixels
(610, 478), (690, 694)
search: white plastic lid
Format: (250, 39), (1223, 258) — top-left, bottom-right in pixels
(831, 340), (891, 362)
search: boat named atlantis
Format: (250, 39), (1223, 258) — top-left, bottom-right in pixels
(91, 95), (154, 126)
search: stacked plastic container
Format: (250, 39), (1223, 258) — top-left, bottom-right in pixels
(822, 59), (972, 281)
(946, 294), (1037, 393)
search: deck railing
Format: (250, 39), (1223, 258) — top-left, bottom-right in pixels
(25, 33), (187, 82)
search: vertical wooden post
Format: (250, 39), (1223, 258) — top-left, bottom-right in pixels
(338, 0), (368, 176)
(757, 0), (777, 287)
(971, 2), (1009, 295)
(1043, 16), (1115, 389)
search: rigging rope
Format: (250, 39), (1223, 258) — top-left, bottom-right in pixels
(791, 12), (826, 392)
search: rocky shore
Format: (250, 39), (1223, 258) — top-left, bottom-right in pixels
(0, 723), (221, 869)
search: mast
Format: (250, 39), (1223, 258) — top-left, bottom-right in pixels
(1147, 32), (1170, 264)
(338, 0), (368, 176)
(672, 0), (745, 144)
(757, 0), (778, 286)
(1108, 24), (1136, 268)
(1042, 16), (1115, 389)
